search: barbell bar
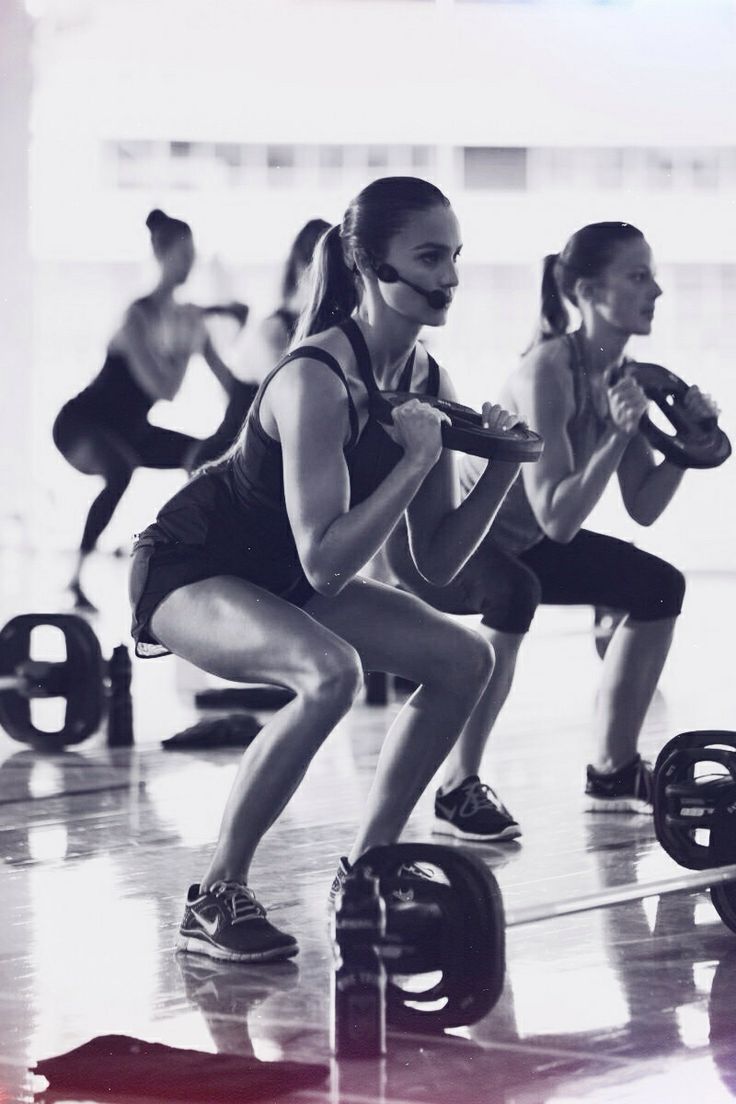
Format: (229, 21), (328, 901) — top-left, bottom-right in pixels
(506, 861), (736, 928)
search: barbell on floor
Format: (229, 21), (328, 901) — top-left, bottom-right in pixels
(344, 842), (736, 1034)
(506, 860), (736, 928)
(336, 731), (736, 1034)
(0, 613), (133, 750)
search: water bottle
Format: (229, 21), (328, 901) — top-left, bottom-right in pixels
(107, 644), (134, 747)
(330, 865), (387, 1058)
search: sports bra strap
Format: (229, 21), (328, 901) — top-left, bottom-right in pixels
(253, 345), (360, 448)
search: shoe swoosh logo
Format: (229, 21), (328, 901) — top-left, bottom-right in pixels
(193, 911), (220, 937)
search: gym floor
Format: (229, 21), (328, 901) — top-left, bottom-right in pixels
(2, 548), (736, 1103)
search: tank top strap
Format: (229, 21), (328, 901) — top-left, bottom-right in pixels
(253, 346), (360, 448)
(340, 319), (425, 397)
(398, 346), (439, 396)
(565, 331), (588, 416)
(339, 317), (376, 393)
(426, 353), (441, 397)
(396, 349), (416, 392)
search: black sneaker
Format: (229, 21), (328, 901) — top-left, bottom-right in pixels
(176, 881), (298, 963)
(585, 754), (653, 814)
(434, 775), (522, 842)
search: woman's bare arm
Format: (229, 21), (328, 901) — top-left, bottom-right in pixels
(513, 344), (631, 542)
(272, 359), (443, 595)
(403, 366), (522, 585)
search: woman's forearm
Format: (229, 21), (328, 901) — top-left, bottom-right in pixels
(415, 461), (521, 585)
(543, 429), (630, 541)
(305, 455), (432, 595)
(630, 460), (685, 525)
(203, 337), (236, 396)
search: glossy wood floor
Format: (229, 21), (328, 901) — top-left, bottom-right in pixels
(2, 547), (736, 1103)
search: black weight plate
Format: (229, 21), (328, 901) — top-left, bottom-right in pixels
(370, 392), (544, 463)
(653, 731), (736, 870)
(628, 362), (731, 470)
(0, 614), (105, 749)
(709, 795), (736, 936)
(355, 842), (506, 1031)
(711, 883), (736, 936)
(194, 686), (294, 711)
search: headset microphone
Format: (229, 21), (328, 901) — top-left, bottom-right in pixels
(374, 263), (450, 311)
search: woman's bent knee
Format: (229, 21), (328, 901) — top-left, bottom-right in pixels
(438, 626), (495, 698)
(298, 644), (364, 712)
(476, 562), (542, 634)
(632, 561), (686, 621)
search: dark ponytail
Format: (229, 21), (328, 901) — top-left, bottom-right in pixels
(292, 176), (450, 345)
(145, 207), (191, 255)
(292, 225), (357, 344)
(531, 221), (645, 349)
(281, 218), (331, 303)
(538, 253), (569, 342)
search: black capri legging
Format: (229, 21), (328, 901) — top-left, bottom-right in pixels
(385, 526), (686, 635)
(53, 400), (197, 554)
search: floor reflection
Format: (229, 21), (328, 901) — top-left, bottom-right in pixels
(2, 570), (735, 1102)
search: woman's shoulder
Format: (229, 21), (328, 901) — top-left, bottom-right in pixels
(517, 335), (573, 384)
(285, 325), (353, 367)
(507, 336), (575, 413)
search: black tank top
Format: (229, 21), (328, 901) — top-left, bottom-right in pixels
(74, 351), (153, 425)
(231, 317), (439, 512)
(141, 317), (440, 600)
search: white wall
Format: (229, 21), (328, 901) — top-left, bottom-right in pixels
(6, 0), (736, 569)
(0, 0), (33, 527)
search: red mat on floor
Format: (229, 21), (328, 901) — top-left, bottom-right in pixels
(33, 1034), (328, 1101)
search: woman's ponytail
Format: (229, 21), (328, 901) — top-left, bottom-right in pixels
(291, 224), (357, 345)
(533, 253), (569, 346)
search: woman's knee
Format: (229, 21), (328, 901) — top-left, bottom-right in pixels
(296, 641), (364, 712)
(477, 563), (542, 634)
(431, 623), (495, 698)
(632, 560), (686, 621)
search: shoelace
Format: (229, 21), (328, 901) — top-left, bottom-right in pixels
(210, 881), (266, 923)
(460, 779), (511, 818)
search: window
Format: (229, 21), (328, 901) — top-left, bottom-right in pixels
(463, 147), (527, 190)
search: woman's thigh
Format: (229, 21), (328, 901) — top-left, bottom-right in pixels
(54, 406), (139, 476)
(304, 577), (491, 686)
(386, 521), (541, 634)
(521, 529), (685, 618)
(134, 424), (199, 470)
(150, 574), (358, 686)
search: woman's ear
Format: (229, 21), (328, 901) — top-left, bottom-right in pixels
(352, 247), (374, 279)
(575, 276), (600, 306)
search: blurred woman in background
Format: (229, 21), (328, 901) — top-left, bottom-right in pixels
(53, 209), (239, 611)
(189, 218), (330, 470)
